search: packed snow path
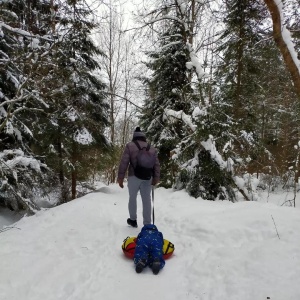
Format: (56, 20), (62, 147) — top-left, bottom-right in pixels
(1, 184), (300, 300)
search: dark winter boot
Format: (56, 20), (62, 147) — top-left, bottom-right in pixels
(152, 258), (161, 275)
(127, 218), (138, 228)
(135, 259), (147, 274)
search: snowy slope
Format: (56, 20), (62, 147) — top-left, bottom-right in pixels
(1, 184), (300, 300)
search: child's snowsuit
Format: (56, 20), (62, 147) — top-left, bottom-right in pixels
(133, 224), (165, 269)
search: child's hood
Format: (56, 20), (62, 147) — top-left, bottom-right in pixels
(141, 224), (158, 232)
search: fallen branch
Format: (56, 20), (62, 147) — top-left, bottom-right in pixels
(271, 215), (280, 239)
(0, 226), (21, 234)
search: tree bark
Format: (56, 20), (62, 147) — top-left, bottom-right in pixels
(264, 0), (300, 99)
(57, 135), (64, 185)
(235, 0), (245, 120)
(71, 141), (77, 200)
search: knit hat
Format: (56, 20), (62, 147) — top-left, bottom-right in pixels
(133, 127), (146, 139)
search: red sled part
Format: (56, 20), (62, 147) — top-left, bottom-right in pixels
(122, 236), (175, 259)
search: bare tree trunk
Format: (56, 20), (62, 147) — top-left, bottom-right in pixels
(122, 98), (128, 147)
(50, 0), (56, 33)
(57, 133), (68, 203)
(264, 0), (300, 99)
(189, 0), (195, 45)
(57, 135), (64, 185)
(71, 141), (77, 200)
(71, 170), (77, 200)
(234, 0), (246, 119)
(235, 33), (244, 118)
(109, 3), (115, 145)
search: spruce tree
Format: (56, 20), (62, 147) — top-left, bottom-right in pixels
(139, 1), (238, 200)
(141, 25), (194, 187)
(32, 0), (109, 201)
(0, 0), (55, 212)
(215, 0), (299, 176)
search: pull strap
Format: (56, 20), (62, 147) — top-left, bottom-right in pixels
(164, 241), (175, 254)
(152, 185), (155, 224)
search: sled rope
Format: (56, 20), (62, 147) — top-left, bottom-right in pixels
(152, 185), (155, 225)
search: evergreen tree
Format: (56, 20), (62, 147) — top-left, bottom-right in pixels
(215, 0), (299, 176)
(32, 0), (109, 201)
(140, 1), (238, 200)
(211, 0), (268, 179)
(0, 0), (55, 212)
(215, 0), (264, 127)
(141, 25), (194, 187)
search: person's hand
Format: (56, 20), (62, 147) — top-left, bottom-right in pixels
(117, 178), (124, 188)
(152, 178), (159, 186)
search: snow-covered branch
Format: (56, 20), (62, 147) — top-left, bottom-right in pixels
(201, 135), (227, 169)
(164, 109), (197, 132)
(264, 0), (300, 98)
(0, 22), (54, 42)
(123, 15), (184, 33)
(186, 42), (207, 79)
(143, 16), (185, 26)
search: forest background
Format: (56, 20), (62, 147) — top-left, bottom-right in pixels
(0, 0), (300, 215)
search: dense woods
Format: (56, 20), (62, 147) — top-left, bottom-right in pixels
(1, 0), (299, 213)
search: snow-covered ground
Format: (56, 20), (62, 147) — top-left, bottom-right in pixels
(1, 184), (300, 300)
(0, 207), (23, 228)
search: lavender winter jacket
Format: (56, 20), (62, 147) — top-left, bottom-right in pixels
(117, 140), (160, 181)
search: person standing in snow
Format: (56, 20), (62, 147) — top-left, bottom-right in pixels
(133, 224), (165, 275)
(117, 127), (160, 227)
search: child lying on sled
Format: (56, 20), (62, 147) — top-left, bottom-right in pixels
(133, 224), (165, 275)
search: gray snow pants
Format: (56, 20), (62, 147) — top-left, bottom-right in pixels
(127, 175), (152, 225)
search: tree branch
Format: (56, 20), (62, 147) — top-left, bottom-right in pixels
(264, 0), (300, 99)
(104, 92), (142, 110)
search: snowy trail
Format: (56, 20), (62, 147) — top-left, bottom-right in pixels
(1, 184), (300, 300)
(152, 188), (300, 300)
